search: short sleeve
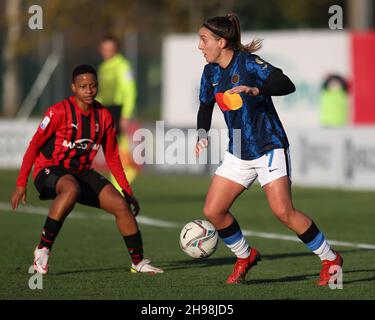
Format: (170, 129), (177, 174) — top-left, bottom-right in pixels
(199, 64), (215, 105)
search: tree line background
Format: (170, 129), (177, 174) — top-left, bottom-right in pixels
(0, 0), (365, 119)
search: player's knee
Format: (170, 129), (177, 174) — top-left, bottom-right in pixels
(64, 185), (81, 202)
(203, 204), (223, 221)
(111, 197), (131, 217)
(273, 207), (294, 224)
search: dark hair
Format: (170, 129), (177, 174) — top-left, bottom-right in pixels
(322, 74), (348, 92)
(72, 64), (97, 82)
(202, 13), (262, 53)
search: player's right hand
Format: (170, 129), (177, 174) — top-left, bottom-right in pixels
(11, 186), (27, 211)
(123, 191), (140, 216)
(228, 85), (260, 96)
(195, 138), (209, 157)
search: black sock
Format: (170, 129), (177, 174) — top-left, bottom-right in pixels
(123, 231), (144, 265)
(217, 218), (241, 239)
(38, 216), (63, 250)
(297, 221), (320, 244)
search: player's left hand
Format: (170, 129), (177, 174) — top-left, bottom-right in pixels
(228, 86), (260, 96)
(123, 191), (140, 216)
(195, 138), (209, 157)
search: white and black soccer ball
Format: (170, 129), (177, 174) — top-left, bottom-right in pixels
(179, 220), (218, 258)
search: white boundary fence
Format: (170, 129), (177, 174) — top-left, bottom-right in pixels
(1, 120), (375, 191)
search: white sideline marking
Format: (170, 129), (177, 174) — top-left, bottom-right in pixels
(1, 202), (374, 250)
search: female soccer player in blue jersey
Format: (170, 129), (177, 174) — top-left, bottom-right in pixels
(195, 13), (342, 285)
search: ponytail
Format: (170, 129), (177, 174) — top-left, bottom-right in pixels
(226, 13), (242, 50)
(243, 38), (263, 53)
(203, 13), (262, 53)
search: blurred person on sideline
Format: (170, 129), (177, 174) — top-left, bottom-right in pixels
(320, 74), (349, 127)
(11, 65), (163, 275)
(97, 35), (140, 189)
(195, 13), (343, 286)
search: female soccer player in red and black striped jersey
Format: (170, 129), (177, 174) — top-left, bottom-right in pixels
(11, 65), (163, 275)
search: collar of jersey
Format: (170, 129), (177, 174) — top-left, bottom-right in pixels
(219, 50), (239, 70)
(69, 96), (92, 117)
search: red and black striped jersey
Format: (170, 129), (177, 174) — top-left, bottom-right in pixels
(16, 96), (132, 195)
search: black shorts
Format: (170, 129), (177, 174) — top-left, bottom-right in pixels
(34, 166), (111, 208)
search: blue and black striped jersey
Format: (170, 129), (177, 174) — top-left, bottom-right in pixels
(199, 50), (289, 160)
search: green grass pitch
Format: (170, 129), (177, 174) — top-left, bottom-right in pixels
(0, 169), (374, 300)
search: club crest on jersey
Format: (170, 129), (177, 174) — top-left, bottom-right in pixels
(39, 116), (50, 130)
(231, 74), (240, 84)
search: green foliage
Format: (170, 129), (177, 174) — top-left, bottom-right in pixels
(12, 0), (348, 56)
(1, 0), (349, 118)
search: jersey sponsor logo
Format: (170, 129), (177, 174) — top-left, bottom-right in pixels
(63, 139), (101, 151)
(39, 116), (50, 130)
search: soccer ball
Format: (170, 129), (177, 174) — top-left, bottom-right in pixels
(179, 220), (218, 258)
